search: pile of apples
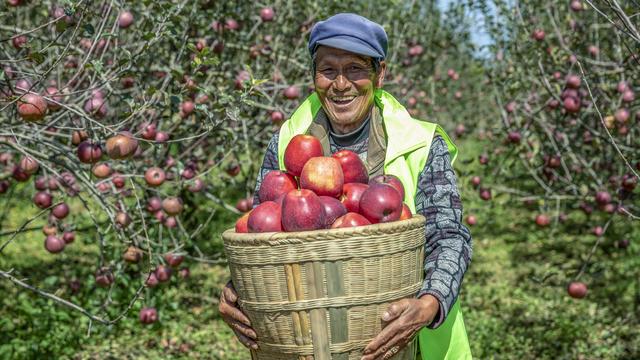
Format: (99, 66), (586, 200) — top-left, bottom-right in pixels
(235, 135), (412, 233)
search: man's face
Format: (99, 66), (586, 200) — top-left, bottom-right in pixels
(314, 46), (385, 134)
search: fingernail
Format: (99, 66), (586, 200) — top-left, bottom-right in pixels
(382, 312), (390, 321)
(251, 343), (258, 350)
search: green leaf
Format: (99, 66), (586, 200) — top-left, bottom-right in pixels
(28, 52), (45, 65)
(55, 21), (68, 33)
(146, 86), (157, 96)
(83, 24), (95, 36)
(90, 60), (103, 74)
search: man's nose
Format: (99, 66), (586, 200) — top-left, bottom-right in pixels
(333, 74), (351, 91)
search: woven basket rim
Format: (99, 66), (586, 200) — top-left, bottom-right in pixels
(222, 214), (425, 244)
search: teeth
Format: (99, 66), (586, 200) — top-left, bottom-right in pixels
(332, 96), (356, 102)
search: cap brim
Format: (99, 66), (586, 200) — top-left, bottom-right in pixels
(316, 36), (382, 59)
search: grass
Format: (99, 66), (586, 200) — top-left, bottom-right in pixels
(1, 138), (639, 359)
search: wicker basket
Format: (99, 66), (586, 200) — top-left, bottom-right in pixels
(222, 214), (426, 360)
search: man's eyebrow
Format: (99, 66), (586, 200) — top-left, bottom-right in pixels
(317, 57), (370, 66)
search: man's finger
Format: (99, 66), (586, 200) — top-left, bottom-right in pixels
(362, 329), (410, 360)
(223, 281), (238, 303)
(220, 301), (253, 327)
(232, 327), (259, 350)
(381, 300), (407, 322)
(362, 319), (402, 356)
(224, 316), (258, 339)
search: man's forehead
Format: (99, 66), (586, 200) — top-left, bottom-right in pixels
(315, 46), (371, 63)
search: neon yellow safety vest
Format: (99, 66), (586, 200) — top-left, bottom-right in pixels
(277, 89), (472, 360)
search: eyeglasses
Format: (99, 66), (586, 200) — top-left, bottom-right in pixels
(316, 64), (374, 81)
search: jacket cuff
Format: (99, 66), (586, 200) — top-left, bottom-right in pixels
(417, 289), (447, 329)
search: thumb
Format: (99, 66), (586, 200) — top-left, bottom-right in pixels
(224, 280), (238, 303)
(382, 300), (406, 322)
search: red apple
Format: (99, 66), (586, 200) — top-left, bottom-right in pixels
(181, 101), (195, 116)
(83, 97), (108, 118)
(139, 307), (158, 324)
(178, 267), (190, 279)
(270, 111), (284, 124)
(567, 281), (587, 299)
(531, 29), (545, 41)
(95, 267), (114, 287)
(155, 265), (172, 282)
(164, 253), (184, 267)
(340, 183), (369, 213)
(260, 7), (275, 21)
(318, 196), (347, 228)
(332, 150), (368, 184)
(145, 272), (159, 287)
(281, 189), (326, 232)
(465, 215), (477, 226)
(145, 167), (166, 187)
(44, 235), (65, 253)
(59, 222), (75, 240)
(235, 211), (251, 233)
(471, 176), (481, 188)
(17, 93), (47, 122)
(359, 183), (403, 224)
(139, 122), (157, 140)
(258, 170), (297, 202)
(235, 197), (253, 212)
(300, 157), (344, 198)
(330, 212), (371, 228)
(116, 212), (131, 227)
(147, 196), (162, 212)
(33, 191), (53, 209)
(283, 86), (300, 100)
(399, 204), (412, 220)
(535, 214), (550, 227)
(369, 174), (405, 201)
(284, 135), (323, 177)
(565, 74), (581, 89)
(77, 141), (102, 163)
(71, 130), (89, 145)
(19, 156), (39, 174)
(162, 197), (183, 216)
(595, 191), (611, 205)
(92, 163), (112, 178)
(118, 11), (134, 28)
(106, 132), (138, 160)
(52, 203), (69, 219)
(247, 201), (282, 233)
(123, 246), (143, 263)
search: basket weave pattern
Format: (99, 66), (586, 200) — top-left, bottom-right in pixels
(222, 215), (426, 360)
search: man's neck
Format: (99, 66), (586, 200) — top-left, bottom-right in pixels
(329, 111), (371, 147)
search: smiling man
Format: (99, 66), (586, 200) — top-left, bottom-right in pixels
(219, 13), (473, 360)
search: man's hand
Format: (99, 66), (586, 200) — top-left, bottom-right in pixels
(218, 280), (258, 350)
(360, 294), (440, 360)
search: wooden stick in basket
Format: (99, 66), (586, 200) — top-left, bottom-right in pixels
(284, 264), (306, 360)
(292, 264), (314, 360)
(307, 261), (331, 360)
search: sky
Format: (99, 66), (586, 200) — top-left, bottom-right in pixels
(437, 0), (494, 56)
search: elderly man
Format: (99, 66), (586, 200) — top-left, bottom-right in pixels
(219, 13), (473, 360)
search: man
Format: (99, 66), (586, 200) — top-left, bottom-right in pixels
(219, 13), (473, 360)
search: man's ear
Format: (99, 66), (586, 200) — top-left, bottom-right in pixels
(375, 61), (386, 88)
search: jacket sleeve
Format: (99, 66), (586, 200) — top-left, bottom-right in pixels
(252, 132), (281, 207)
(414, 135), (473, 329)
